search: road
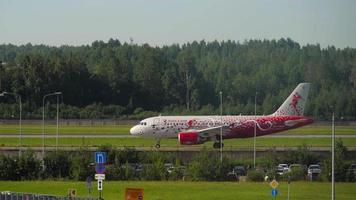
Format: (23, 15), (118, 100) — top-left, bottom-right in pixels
(0, 134), (355, 138)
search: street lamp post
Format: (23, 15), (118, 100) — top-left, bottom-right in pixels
(253, 91), (257, 169)
(0, 91), (22, 156)
(220, 91), (223, 164)
(42, 92), (62, 156)
(331, 112), (335, 200)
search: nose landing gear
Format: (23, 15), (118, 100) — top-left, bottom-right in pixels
(155, 138), (161, 149)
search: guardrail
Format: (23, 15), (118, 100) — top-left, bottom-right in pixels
(0, 191), (100, 200)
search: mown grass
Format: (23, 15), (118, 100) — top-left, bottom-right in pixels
(0, 181), (355, 200)
(0, 124), (355, 135)
(280, 125), (356, 135)
(0, 124), (131, 135)
(1, 137), (355, 148)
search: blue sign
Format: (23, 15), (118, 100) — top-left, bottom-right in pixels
(272, 188), (278, 197)
(95, 163), (105, 174)
(95, 152), (107, 164)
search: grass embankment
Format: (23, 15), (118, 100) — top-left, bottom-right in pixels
(0, 124), (131, 135)
(0, 181), (355, 200)
(280, 125), (356, 135)
(1, 137), (356, 149)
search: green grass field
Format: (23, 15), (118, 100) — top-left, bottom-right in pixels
(0, 181), (355, 200)
(0, 124), (355, 135)
(0, 124), (131, 135)
(1, 137), (356, 149)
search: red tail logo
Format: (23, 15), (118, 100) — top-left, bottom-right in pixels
(290, 92), (304, 115)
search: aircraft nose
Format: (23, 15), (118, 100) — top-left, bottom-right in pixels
(130, 125), (142, 135)
(130, 126), (137, 135)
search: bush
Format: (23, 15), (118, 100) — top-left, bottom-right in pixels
(187, 149), (231, 181)
(247, 170), (265, 182)
(70, 150), (93, 180)
(0, 153), (19, 180)
(142, 152), (166, 180)
(17, 150), (42, 180)
(43, 151), (71, 178)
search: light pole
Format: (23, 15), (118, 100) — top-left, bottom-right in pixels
(220, 91), (223, 164)
(331, 112), (335, 200)
(253, 91), (257, 169)
(0, 91), (22, 156)
(42, 92), (62, 156)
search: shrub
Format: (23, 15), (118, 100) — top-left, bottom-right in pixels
(43, 151), (71, 178)
(17, 150), (42, 180)
(247, 170), (264, 182)
(70, 150), (93, 181)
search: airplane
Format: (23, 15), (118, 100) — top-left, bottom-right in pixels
(130, 83), (313, 148)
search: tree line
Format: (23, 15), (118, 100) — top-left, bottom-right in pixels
(0, 38), (355, 120)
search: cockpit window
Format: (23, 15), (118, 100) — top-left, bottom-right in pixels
(139, 122), (147, 126)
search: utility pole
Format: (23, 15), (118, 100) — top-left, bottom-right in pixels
(331, 112), (335, 200)
(56, 95), (59, 151)
(253, 91), (257, 168)
(220, 91), (223, 164)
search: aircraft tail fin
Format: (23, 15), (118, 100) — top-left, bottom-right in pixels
(273, 83), (310, 116)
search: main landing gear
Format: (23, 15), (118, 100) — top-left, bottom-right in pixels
(213, 135), (224, 149)
(155, 138), (161, 149)
(213, 142), (224, 149)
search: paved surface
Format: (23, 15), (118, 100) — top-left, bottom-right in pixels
(0, 134), (355, 138)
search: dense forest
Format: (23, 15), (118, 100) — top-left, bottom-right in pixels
(0, 38), (355, 120)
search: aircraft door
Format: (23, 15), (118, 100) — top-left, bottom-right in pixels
(152, 117), (160, 130)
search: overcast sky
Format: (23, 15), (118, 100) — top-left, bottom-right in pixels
(1, 0), (356, 48)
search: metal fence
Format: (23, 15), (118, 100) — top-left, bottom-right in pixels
(0, 191), (100, 200)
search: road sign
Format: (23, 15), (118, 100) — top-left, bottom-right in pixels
(270, 179), (279, 188)
(95, 152), (107, 164)
(272, 188), (278, 197)
(95, 163), (105, 174)
(95, 174), (105, 180)
(68, 189), (76, 197)
(97, 179), (103, 191)
(125, 188), (144, 200)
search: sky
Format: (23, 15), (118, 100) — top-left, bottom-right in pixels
(1, 0), (356, 48)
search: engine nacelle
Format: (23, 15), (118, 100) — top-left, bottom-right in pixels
(178, 132), (204, 145)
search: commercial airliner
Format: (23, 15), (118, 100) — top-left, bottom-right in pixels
(130, 83), (313, 148)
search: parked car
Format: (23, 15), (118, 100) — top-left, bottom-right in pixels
(227, 166), (246, 181)
(277, 164), (289, 175)
(348, 164), (356, 176)
(308, 164), (321, 175)
(277, 166), (288, 175)
(164, 163), (175, 174)
(278, 164), (289, 171)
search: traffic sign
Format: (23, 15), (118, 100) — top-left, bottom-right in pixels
(272, 188), (278, 197)
(270, 179), (279, 188)
(95, 152), (107, 164)
(95, 174), (105, 180)
(97, 179), (103, 191)
(125, 188), (144, 200)
(68, 189), (76, 197)
(95, 163), (105, 174)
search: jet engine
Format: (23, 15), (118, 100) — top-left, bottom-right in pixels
(178, 132), (203, 145)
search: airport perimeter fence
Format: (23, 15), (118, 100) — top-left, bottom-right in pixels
(0, 191), (100, 200)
